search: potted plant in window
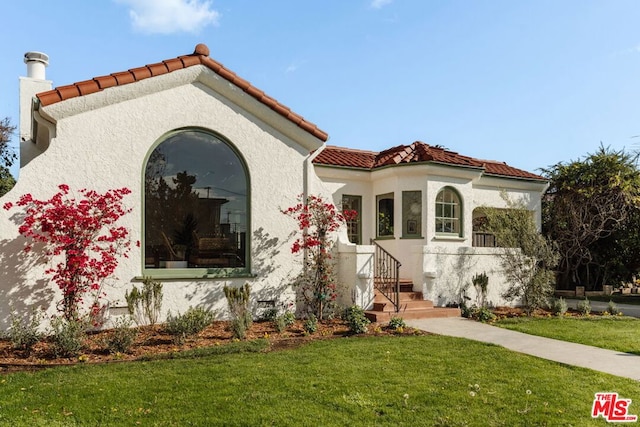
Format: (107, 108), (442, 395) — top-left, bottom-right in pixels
(163, 213), (198, 268)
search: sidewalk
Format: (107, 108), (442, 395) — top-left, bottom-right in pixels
(407, 317), (640, 381)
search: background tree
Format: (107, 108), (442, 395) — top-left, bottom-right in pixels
(483, 195), (558, 315)
(542, 146), (640, 290)
(0, 118), (17, 197)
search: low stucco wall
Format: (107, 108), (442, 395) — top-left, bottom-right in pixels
(413, 246), (518, 307)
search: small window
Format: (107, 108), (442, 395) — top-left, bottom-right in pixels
(435, 187), (462, 236)
(402, 191), (422, 238)
(342, 195), (362, 244)
(376, 193), (394, 238)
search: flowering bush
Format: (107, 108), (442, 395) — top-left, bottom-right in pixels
(4, 185), (134, 321)
(282, 194), (356, 320)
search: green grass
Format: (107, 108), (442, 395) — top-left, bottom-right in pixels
(495, 316), (640, 354)
(0, 336), (638, 426)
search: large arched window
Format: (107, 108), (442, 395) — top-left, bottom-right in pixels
(435, 187), (462, 236)
(144, 129), (249, 273)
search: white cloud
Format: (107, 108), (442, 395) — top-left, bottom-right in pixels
(116, 0), (220, 34)
(370, 0), (393, 9)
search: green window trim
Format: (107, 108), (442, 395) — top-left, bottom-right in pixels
(435, 186), (463, 237)
(402, 190), (422, 238)
(142, 128), (251, 278)
(376, 193), (394, 238)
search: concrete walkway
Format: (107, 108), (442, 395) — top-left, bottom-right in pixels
(407, 317), (640, 381)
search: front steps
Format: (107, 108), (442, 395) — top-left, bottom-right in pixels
(364, 280), (461, 322)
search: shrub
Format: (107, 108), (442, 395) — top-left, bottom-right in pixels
(49, 316), (87, 358)
(104, 317), (138, 354)
(388, 316), (407, 331)
(125, 277), (163, 325)
(274, 311), (296, 333)
(303, 314), (318, 334)
(260, 307), (279, 322)
(223, 283), (252, 339)
(165, 307), (215, 344)
(607, 300), (621, 316)
(6, 309), (43, 353)
(551, 297), (568, 316)
(344, 305), (370, 334)
(473, 307), (496, 323)
(577, 298), (591, 316)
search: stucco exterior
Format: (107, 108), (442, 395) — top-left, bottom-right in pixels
(1, 62), (326, 329)
(0, 46), (549, 330)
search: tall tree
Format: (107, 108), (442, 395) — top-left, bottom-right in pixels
(542, 146), (640, 290)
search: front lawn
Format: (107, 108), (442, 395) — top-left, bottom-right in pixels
(0, 335), (638, 426)
(494, 316), (640, 354)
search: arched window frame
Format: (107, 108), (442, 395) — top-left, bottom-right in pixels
(435, 186), (463, 237)
(141, 127), (251, 278)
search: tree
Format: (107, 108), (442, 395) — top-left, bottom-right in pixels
(0, 118), (17, 196)
(482, 195), (558, 315)
(542, 146), (640, 290)
(4, 185), (134, 321)
(0, 166), (16, 197)
(282, 195), (356, 320)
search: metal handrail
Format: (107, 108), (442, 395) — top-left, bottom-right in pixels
(370, 239), (401, 312)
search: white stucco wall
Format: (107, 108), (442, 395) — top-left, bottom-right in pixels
(0, 65), (325, 329)
(315, 161), (547, 308)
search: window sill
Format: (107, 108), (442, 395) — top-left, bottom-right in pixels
(138, 268), (254, 281)
(401, 236), (424, 240)
(374, 236), (396, 240)
(433, 234), (465, 242)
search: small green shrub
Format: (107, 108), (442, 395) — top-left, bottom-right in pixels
(607, 300), (621, 316)
(551, 297), (568, 316)
(344, 305), (370, 334)
(104, 317), (138, 354)
(6, 309), (43, 353)
(125, 277), (163, 325)
(49, 316), (87, 358)
(223, 283), (252, 339)
(577, 298), (591, 316)
(473, 307), (496, 323)
(274, 311), (296, 333)
(165, 307), (215, 344)
(303, 314), (318, 334)
(388, 316), (407, 331)
(261, 307), (279, 322)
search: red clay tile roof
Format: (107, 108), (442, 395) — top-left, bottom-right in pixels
(36, 43), (328, 142)
(313, 141), (546, 181)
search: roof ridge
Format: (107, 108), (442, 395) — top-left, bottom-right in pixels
(35, 43), (328, 142)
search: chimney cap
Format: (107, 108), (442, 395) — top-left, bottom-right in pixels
(24, 51), (49, 66)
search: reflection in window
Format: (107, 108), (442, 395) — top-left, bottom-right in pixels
(402, 190), (422, 237)
(435, 187), (461, 236)
(376, 193), (394, 237)
(144, 130), (248, 270)
(342, 195), (362, 244)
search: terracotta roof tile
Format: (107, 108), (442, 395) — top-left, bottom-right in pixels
(75, 80), (100, 96)
(93, 75), (118, 89)
(128, 66), (152, 80)
(313, 142), (546, 181)
(35, 43), (328, 141)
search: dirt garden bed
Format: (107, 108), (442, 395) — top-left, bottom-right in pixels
(0, 319), (423, 373)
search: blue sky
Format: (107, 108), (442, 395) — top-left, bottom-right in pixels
(2, 0), (639, 178)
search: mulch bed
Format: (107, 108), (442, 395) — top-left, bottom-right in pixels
(0, 319), (423, 373)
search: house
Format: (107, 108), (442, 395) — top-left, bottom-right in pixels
(0, 44), (547, 328)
